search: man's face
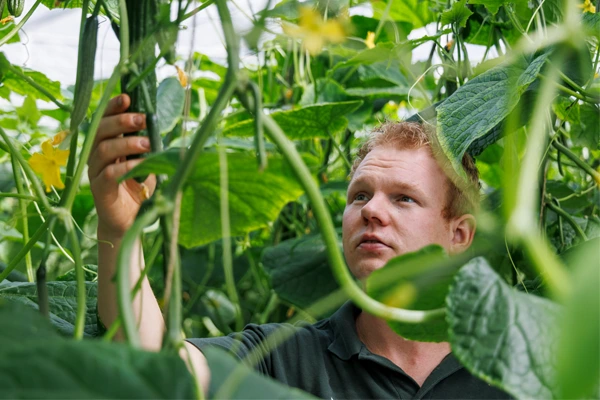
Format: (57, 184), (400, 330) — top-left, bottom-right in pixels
(342, 145), (455, 280)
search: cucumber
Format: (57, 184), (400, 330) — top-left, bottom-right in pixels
(122, 0), (158, 121)
(7, 0), (23, 17)
(122, 0), (159, 182)
(0, 0), (7, 18)
(70, 16), (98, 133)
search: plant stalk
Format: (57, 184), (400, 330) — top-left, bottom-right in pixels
(552, 139), (600, 185)
(0, 127), (52, 211)
(11, 156), (34, 282)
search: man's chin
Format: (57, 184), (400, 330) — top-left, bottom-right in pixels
(351, 261), (388, 281)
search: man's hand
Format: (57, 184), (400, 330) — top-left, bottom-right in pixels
(87, 94), (157, 238)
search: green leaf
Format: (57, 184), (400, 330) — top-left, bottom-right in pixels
(0, 280), (99, 337)
(468, 0), (509, 14)
(203, 347), (315, 399)
(571, 104), (599, 150)
(3, 66), (64, 102)
(262, 234), (340, 309)
(447, 258), (561, 399)
(436, 53), (549, 177)
(0, 22), (20, 44)
(372, 0), (435, 29)
(193, 52), (227, 78)
(157, 77), (185, 134)
(222, 101), (363, 140)
(0, 298), (59, 341)
(123, 151), (305, 248)
(366, 245), (454, 342)
(558, 238), (600, 399)
(357, 60), (409, 86)
(16, 95), (41, 127)
(345, 86), (409, 97)
(440, 0), (474, 28)
(0, 301), (195, 399)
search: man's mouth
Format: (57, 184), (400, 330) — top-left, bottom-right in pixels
(357, 236), (390, 249)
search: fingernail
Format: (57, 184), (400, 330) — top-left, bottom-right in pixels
(140, 138), (150, 150)
(117, 96), (123, 106)
(133, 114), (143, 127)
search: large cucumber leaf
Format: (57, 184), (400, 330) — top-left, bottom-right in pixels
(262, 233), (341, 309)
(0, 280), (98, 337)
(122, 151), (304, 248)
(436, 51), (551, 178)
(365, 245), (457, 342)
(447, 257), (561, 399)
(222, 101), (362, 140)
(0, 300), (195, 399)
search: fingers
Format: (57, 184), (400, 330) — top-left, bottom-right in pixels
(103, 94), (130, 117)
(88, 136), (151, 179)
(90, 158), (155, 194)
(94, 113), (146, 149)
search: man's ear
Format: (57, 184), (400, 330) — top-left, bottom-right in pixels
(449, 214), (476, 254)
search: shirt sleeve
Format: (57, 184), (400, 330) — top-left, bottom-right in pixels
(185, 323), (298, 376)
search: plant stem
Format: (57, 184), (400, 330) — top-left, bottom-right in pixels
(59, 65), (122, 211)
(181, 0), (216, 21)
(103, 233), (163, 343)
(11, 157), (34, 282)
(0, 218), (51, 283)
(118, 0), (129, 66)
(545, 199), (588, 241)
(260, 114), (445, 323)
(218, 141), (244, 332)
(37, 216), (57, 319)
(0, 192), (43, 202)
(164, 0), (239, 200)
(0, 0), (43, 47)
(552, 139), (600, 185)
(63, 216), (87, 339)
(508, 66), (570, 299)
(0, 127), (52, 211)
(117, 204), (162, 347)
(4, 64), (72, 112)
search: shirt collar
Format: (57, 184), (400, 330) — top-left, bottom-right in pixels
(326, 301), (465, 376)
(327, 301), (365, 360)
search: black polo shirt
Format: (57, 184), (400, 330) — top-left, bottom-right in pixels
(187, 302), (511, 399)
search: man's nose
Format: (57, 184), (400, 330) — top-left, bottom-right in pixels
(360, 194), (390, 226)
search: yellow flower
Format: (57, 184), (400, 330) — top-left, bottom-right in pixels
(28, 140), (69, 192)
(365, 31), (376, 49)
(579, 0), (596, 13)
(0, 16), (14, 24)
(51, 130), (69, 146)
(282, 7), (347, 55)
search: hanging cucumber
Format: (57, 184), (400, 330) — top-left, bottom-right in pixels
(70, 16), (98, 133)
(122, 0), (158, 138)
(0, 0), (7, 17)
(122, 0), (159, 182)
(7, 0), (23, 17)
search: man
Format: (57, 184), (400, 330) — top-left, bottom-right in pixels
(90, 94), (510, 399)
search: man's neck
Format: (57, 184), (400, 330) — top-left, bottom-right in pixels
(355, 311), (451, 387)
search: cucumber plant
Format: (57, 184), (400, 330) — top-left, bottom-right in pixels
(0, 0), (598, 399)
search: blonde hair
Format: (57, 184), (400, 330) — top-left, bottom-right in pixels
(350, 121), (480, 219)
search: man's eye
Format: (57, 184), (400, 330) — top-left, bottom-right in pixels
(399, 195), (415, 203)
(354, 193), (368, 201)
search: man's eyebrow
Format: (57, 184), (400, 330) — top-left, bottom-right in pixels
(349, 176), (428, 199)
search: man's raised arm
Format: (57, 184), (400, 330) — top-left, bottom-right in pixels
(89, 94), (209, 389)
